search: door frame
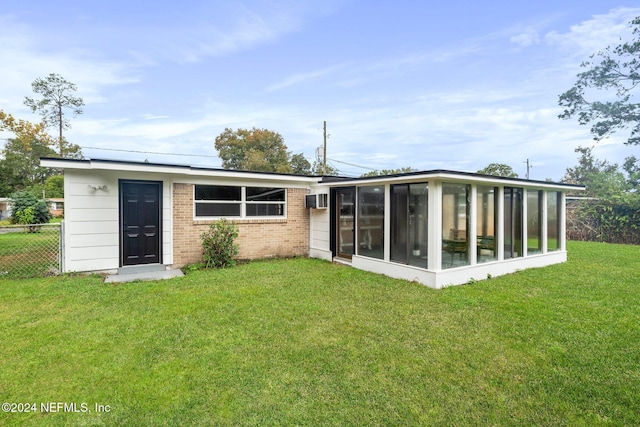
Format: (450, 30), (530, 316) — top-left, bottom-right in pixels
(330, 187), (356, 260)
(119, 179), (163, 267)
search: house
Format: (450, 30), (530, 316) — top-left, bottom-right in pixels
(0, 198), (11, 220)
(40, 157), (584, 288)
(47, 198), (65, 217)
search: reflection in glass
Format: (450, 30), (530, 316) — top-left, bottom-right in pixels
(547, 191), (560, 251)
(357, 186), (385, 259)
(527, 190), (542, 254)
(442, 183), (469, 269)
(391, 183), (428, 267)
(477, 186), (497, 263)
(504, 187), (523, 258)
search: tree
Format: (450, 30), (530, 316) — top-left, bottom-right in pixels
(623, 156), (640, 191)
(214, 127), (310, 174)
(311, 161), (339, 176)
(0, 137), (57, 196)
(24, 73), (84, 156)
(558, 16), (640, 146)
(290, 153), (311, 175)
(30, 175), (65, 200)
(1, 110), (54, 149)
(477, 163), (519, 178)
(10, 191), (51, 226)
(1, 110), (78, 196)
(562, 146), (627, 197)
(563, 147), (640, 244)
(360, 167), (417, 178)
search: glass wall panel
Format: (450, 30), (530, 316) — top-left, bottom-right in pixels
(336, 189), (355, 259)
(357, 186), (385, 259)
(391, 185), (408, 263)
(409, 183), (429, 268)
(527, 190), (542, 255)
(476, 186), (497, 263)
(547, 191), (560, 251)
(442, 183), (470, 269)
(391, 183), (428, 268)
(504, 187), (523, 258)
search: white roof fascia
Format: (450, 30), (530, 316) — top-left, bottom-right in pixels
(40, 158), (320, 185)
(317, 171), (584, 191)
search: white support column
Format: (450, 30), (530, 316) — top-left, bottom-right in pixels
(560, 192), (567, 251)
(522, 188), (528, 258)
(384, 184), (391, 262)
(428, 181), (442, 271)
(353, 187), (359, 257)
(469, 184), (477, 265)
(497, 186), (504, 261)
(541, 191), (548, 254)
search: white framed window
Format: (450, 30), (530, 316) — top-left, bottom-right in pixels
(194, 185), (286, 218)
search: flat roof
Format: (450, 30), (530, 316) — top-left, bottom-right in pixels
(40, 157), (321, 183)
(41, 157), (585, 190)
(320, 169), (585, 190)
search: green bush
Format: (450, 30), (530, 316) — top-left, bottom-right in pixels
(10, 191), (51, 226)
(201, 218), (239, 268)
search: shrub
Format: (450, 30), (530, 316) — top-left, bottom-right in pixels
(201, 218), (239, 268)
(10, 191), (51, 227)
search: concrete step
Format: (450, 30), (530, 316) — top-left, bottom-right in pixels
(106, 266), (184, 283)
(117, 264), (166, 275)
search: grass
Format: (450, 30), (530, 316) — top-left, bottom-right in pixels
(1, 241), (639, 425)
(0, 225), (60, 278)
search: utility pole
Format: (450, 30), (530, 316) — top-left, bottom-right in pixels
(323, 120), (327, 176)
(524, 159), (532, 180)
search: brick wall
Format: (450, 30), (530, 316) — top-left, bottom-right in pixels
(172, 183), (310, 266)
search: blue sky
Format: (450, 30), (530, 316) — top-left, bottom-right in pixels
(1, 1), (639, 179)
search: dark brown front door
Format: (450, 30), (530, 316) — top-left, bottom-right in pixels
(120, 180), (162, 266)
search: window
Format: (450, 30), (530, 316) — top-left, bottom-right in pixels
(391, 183), (428, 267)
(194, 185), (286, 218)
(195, 185), (241, 217)
(527, 190), (542, 255)
(442, 183), (470, 269)
(476, 186), (497, 263)
(504, 187), (523, 258)
(357, 186), (384, 260)
(547, 191), (560, 251)
(246, 187), (286, 217)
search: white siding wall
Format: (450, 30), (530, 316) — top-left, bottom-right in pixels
(63, 170), (173, 273)
(308, 189), (332, 261)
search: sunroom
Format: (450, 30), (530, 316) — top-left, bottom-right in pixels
(308, 171), (583, 289)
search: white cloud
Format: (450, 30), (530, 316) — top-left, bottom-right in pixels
(545, 7), (640, 56)
(127, 2), (323, 64)
(265, 63), (352, 92)
(0, 15), (138, 116)
(510, 30), (541, 47)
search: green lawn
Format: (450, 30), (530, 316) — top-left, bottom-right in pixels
(1, 241), (639, 425)
(0, 226), (60, 278)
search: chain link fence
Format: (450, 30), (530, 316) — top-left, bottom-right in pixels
(0, 223), (62, 279)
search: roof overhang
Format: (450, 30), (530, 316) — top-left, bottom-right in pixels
(317, 170), (585, 191)
(41, 157), (585, 192)
(40, 157), (321, 184)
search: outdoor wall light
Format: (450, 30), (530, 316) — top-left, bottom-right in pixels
(87, 185), (108, 192)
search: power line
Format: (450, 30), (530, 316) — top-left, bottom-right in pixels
(80, 146), (376, 176)
(327, 157), (377, 171)
(81, 146), (219, 158)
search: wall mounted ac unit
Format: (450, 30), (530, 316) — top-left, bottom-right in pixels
(305, 193), (328, 209)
